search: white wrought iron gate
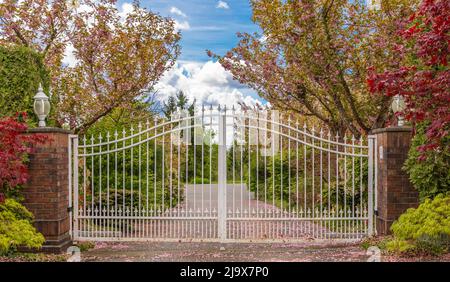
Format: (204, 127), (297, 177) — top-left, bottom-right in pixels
(69, 107), (376, 242)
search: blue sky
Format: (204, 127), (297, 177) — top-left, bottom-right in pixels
(124, 0), (259, 62)
(114, 0), (265, 108)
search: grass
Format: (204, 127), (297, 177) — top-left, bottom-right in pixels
(76, 241), (96, 252)
(361, 236), (391, 251)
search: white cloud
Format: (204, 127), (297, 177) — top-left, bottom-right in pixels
(259, 35), (267, 43)
(216, 1), (230, 10)
(170, 6), (187, 18)
(154, 60), (262, 111)
(155, 60), (265, 145)
(121, 2), (134, 15)
(174, 20), (191, 31)
(367, 0), (382, 10)
(62, 43), (77, 67)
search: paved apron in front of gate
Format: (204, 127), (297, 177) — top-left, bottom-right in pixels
(130, 184), (334, 241)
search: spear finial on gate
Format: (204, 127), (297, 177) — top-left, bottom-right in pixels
(138, 122), (142, 133)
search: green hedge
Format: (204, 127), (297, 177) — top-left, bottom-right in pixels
(0, 44), (50, 120)
(403, 123), (450, 201)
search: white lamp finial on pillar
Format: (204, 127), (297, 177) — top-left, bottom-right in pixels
(391, 94), (406, 127)
(33, 83), (51, 127)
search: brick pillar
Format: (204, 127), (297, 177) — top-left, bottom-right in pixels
(22, 128), (73, 253)
(371, 127), (419, 235)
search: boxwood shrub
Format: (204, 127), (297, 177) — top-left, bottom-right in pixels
(0, 199), (45, 255)
(386, 194), (450, 255)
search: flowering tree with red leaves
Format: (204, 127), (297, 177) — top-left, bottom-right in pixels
(368, 0), (450, 153)
(0, 113), (48, 203)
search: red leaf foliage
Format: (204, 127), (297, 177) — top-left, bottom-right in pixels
(0, 113), (49, 200)
(368, 0), (450, 153)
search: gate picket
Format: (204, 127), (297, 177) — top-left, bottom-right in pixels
(69, 107), (375, 242)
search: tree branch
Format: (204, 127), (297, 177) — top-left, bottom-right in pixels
(321, 2), (364, 137)
(0, 18), (29, 46)
(43, 15), (57, 57)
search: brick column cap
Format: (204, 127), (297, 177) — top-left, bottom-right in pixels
(371, 126), (412, 134)
(27, 127), (73, 134)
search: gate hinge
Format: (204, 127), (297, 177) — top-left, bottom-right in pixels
(374, 209), (378, 216)
(67, 206), (73, 213)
